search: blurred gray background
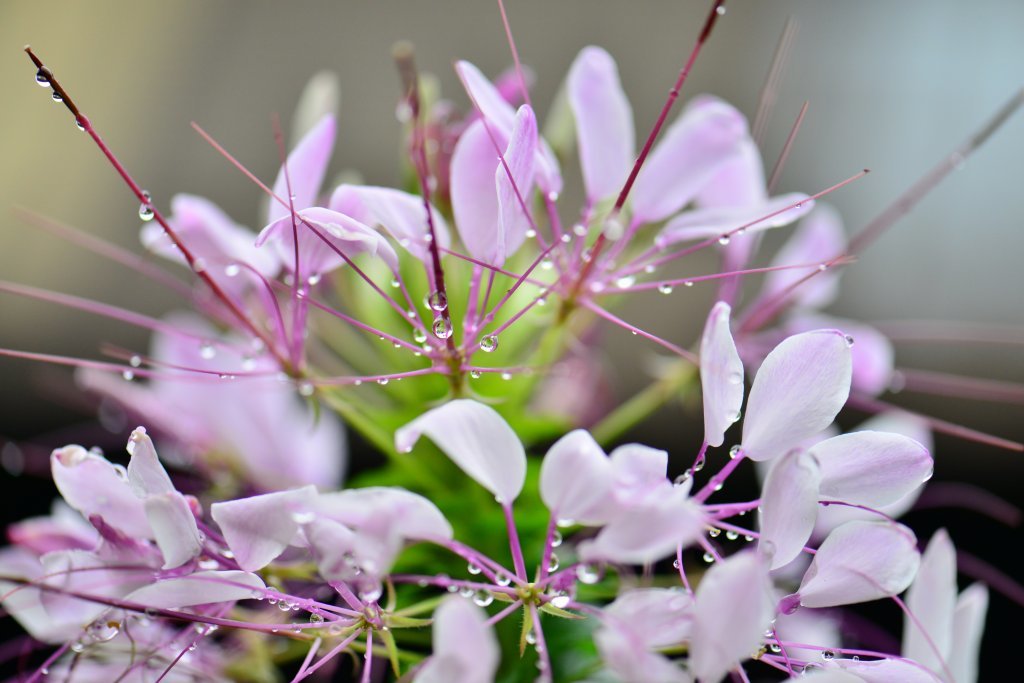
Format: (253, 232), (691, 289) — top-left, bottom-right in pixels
(1, 1), (1021, 457)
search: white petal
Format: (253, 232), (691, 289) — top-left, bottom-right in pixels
(814, 432), (933, 508)
(414, 597), (499, 683)
(759, 450), (822, 569)
(742, 330), (852, 462)
(125, 570), (265, 609)
(903, 529), (956, 674)
(539, 430), (616, 525)
(145, 492), (203, 569)
(396, 400), (526, 504)
(948, 583), (988, 683)
(210, 486), (317, 571)
(700, 302), (744, 447)
(126, 427), (176, 496)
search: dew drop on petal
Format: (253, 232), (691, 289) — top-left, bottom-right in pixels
(199, 341), (216, 360)
(822, 649), (836, 661)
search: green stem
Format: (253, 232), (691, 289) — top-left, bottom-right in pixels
(591, 361), (696, 446)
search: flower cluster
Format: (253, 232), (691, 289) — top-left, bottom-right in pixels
(2, 1), (1020, 681)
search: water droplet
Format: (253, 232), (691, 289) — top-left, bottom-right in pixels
(472, 590), (494, 607)
(126, 354), (142, 368)
(821, 649), (835, 661)
(658, 283), (674, 294)
(643, 264), (656, 274)
(427, 290), (448, 312)
(731, 410), (742, 423)
(573, 223), (588, 237)
(395, 101), (413, 123)
(459, 586), (474, 598)
(576, 563), (601, 585)
(191, 258), (207, 274)
(70, 640), (86, 653)
(547, 554), (560, 572)
(75, 118), (86, 132)
(500, 372), (513, 381)
(844, 335), (855, 347)
(684, 280), (694, 287)
(277, 600), (293, 611)
(122, 370), (135, 381)
(35, 69), (51, 87)
(293, 381), (314, 397)
(495, 572), (511, 587)
(729, 445), (742, 459)
(708, 527), (721, 538)
(550, 592), (571, 609)
(525, 631), (537, 645)
(467, 561), (482, 576)
(702, 552), (715, 563)
(557, 518), (575, 528)
(603, 216), (625, 239)
(540, 259), (553, 271)
(715, 4), (727, 15)
(718, 235), (731, 246)
(87, 619), (120, 643)
(377, 377), (390, 386)
(693, 453), (707, 472)
(199, 341), (216, 360)
(551, 530), (563, 548)
(726, 530), (739, 541)
(479, 335), (499, 353)
(432, 317), (452, 339)
(358, 584), (383, 603)
(309, 613), (324, 624)
(547, 191), (559, 203)
(728, 371), (743, 385)
(470, 370), (482, 379)
(139, 191), (155, 222)
(818, 263), (828, 272)
(744, 534), (754, 542)
(672, 558), (681, 569)
(615, 275), (636, 289)
(769, 642), (782, 653)
(306, 273), (321, 286)
(674, 471), (692, 486)
(51, 90), (63, 103)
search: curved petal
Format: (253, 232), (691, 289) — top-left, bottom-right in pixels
(495, 105), (538, 263)
(268, 114), (335, 224)
(604, 588), (693, 647)
(690, 551), (775, 683)
(329, 184), (450, 263)
(316, 487), (452, 542)
(145, 492), (202, 569)
(798, 520), (920, 608)
(539, 430), (616, 525)
(760, 204), (846, 311)
(759, 449), (822, 569)
(656, 193), (812, 248)
(595, 628), (691, 683)
(631, 96), (748, 224)
(903, 529), (956, 675)
(210, 486), (317, 571)
(700, 302), (744, 447)
(742, 330), (853, 462)
(788, 316), (894, 397)
(125, 570), (265, 609)
(125, 427), (174, 497)
(568, 46), (635, 203)
(51, 446), (150, 539)
(949, 583), (988, 683)
(825, 658), (942, 683)
(414, 597), (500, 683)
(396, 400), (526, 504)
(258, 207), (399, 279)
(610, 443), (671, 505)
(450, 119), (503, 263)
(813, 432), (932, 508)
(578, 488), (704, 565)
(696, 137), (767, 208)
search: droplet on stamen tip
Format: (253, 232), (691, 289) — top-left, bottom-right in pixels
(390, 278), (400, 288)
(432, 317), (453, 339)
(479, 335), (499, 353)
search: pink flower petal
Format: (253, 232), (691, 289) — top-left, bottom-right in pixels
(759, 449), (822, 569)
(609, 443), (671, 505)
(210, 486), (318, 571)
(125, 427), (174, 497)
(760, 205), (846, 311)
(303, 517), (360, 583)
(568, 46), (635, 203)
(315, 487), (452, 543)
(656, 193), (812, 248)
(690, 551), (775, 683)
(797, 520), (920, 608)
(455, 60), (561, 194)
(578, 487), (704, 565)
(258, 207), (399, 278)
(0, 548), (79, 642)
(742, 330), (853, 462)
(789, 672), (865, 683)
(267, 114), (335, 224)
(494, 105), (538, 264)
(595, 628), (691, 683)
(414, 596), (499, 683)
(696, 138), (767, 208)
(450, 119), (504, 263)
(813, 432), (932, 508)
(51, 446), (150, 539)
(144, 492), (202, 569)
(787, 315), (894, 397)
(125, 570), (265, 609)
(700, 302), (744, 447)
(329, 184), (450, 263)
(539, 430), (617, 525)
(631, 96), (748, 224)
(902, 529), (956, 675)
(603, 588), (693, 647)
(949, 583), (988, 683)
(396, 400), (526, 504)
